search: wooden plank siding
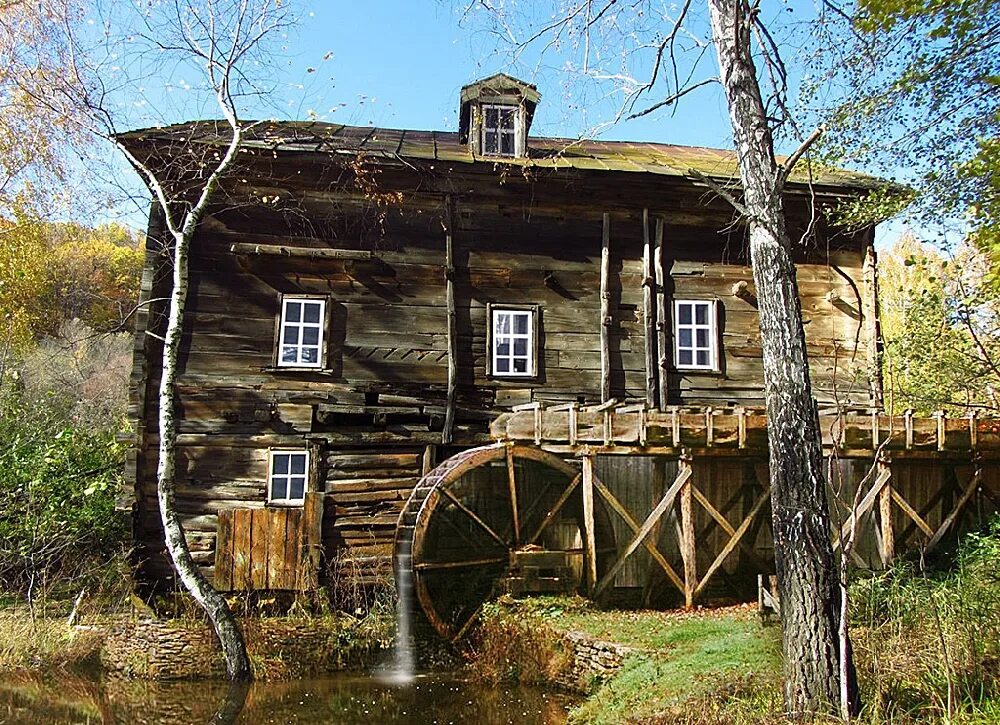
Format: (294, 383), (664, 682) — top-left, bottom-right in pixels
(128, 143), (881, 593)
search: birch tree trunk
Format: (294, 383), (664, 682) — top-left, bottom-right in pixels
(707, 0), (854, 716)
(156, 224), (251, 682)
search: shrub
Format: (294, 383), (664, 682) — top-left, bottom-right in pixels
(0, 397), (128, 597)
(851, 516), (1000, 721)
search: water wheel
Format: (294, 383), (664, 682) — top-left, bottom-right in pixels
(394, 443), (616, 641)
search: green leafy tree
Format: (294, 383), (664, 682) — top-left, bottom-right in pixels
(813, 1), (999, 250)
(879, 234), (1000, 413)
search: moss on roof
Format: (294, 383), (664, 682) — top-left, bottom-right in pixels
(118, 120), (885, 191)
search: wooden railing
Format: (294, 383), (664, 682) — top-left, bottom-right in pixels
(491, 403), (1000, 457)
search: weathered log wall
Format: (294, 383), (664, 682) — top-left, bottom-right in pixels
(127, 157), (878, 590)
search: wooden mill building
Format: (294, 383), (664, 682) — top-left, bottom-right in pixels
(123, 75), (998, 635)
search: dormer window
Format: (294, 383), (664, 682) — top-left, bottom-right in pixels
(459, 73), (540, 160)
(483, 104), (517, 157)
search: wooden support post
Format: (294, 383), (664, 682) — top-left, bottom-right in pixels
(593, 457), (691, 597)
(642, 208), (657, 408)
(679, 455), (696, 608)
(601, 213), (612, 403)
(863, 241), (885, 408)
(878, 458), (895, 565)
(834, 459), (891, 552)
(582, 453), (598, 594)
(422, 445), (437, 476)
(935, 411), (946, 451)
(442, 195), (458, 445)
(654, 218), (669, 409)
(927, 465), (982, 552)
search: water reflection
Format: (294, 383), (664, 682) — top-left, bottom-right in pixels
(0, 671), (574, 724)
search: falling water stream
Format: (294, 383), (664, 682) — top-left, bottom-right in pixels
(377, 547), (416, 684)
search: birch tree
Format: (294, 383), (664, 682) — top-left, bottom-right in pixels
(11, 0), (297, 681)
(466, 0), (855, 716)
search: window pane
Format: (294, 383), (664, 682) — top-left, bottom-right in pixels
(285, 302), (301, 323)
(303, 303), (321, 324)
(499, 108), (515, 130)
(500, 132), (514, 155)
(302, 327), (319, 345)
(281, 347), (298, 363)
(289, 477), (306, 501)
(484, 131), (498, 153)
(695, 304), (708, 325)
(495, 313), (510, 335)
(485, 107), (498, 127)
(283, 328), (298, 344)
(679, 329), (692, 347)
(497, 341), (510, 356)
(696, 329), (708, 348)
(290, 455), (306, 475)
(513, 313), (528, 334)
(697, 350), (709, 367)
(678, 304), (692, 325)
(270, 477), (286, 501)
(513, 358), (527, 373)
(301, 348), (318, 364)
(513, 338), (527, 356)
(679, 350), (692, 366)
(273, 454), (289, 474)
(496, 358), (510, 373)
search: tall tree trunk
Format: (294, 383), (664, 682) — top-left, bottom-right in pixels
(156, 228), (252, 682)
(707, 0), (854, 716)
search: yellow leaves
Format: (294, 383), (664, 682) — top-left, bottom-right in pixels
(0, 215), (143, 354)
(0, 210), (50, 353)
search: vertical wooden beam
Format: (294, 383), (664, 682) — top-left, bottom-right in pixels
(506, 446), (520, 547)
(600, 213), (612, 403)
(654, 218), (670, 409)
(443, 195), (458, 444)
(679, 455), (696, 608)
(863, 241), (885, 409)
(582, 453), (598, 593)
(878, 458), (894, 566)
(642, 208), (657, 408)
(422, 445), (437, 476)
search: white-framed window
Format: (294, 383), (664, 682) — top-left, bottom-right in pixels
(481, 104), (517, 157)
(674, 299), (719, 370)
(491, 306), (535, 377)
(278, 296), (325, 368)
(268, 449), (309, 505)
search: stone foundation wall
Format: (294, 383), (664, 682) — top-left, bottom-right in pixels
(101, 617), (390, 680)
(553, 630), (631, 693)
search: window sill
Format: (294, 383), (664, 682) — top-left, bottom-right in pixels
(262, 365), (333, 375)
(674, 367), (725, 377)
(267, 500), (305, 508)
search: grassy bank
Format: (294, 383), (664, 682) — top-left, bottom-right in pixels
(473, 517), (1000, 723)
(472, 597), (782, 724)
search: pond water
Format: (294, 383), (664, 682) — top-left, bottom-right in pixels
(0, 670), (575, 724)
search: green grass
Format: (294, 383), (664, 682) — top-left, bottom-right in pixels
(480, 597), (783, 724)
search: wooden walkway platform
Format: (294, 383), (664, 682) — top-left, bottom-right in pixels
(491, 403), (1000, 459)
(488, 404), (1000, 608)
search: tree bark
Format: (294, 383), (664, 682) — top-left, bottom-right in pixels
(156, 225), (252, 681)
(707, 0), (855, 716)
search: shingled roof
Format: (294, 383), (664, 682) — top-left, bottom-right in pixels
(119, 119), (883, 192)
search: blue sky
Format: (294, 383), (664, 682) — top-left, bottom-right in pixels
(107, 0), (902, 245)
(276, 2), (738, 148)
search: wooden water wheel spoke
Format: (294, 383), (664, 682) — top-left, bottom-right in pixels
(527, 473), (581, 545)
(395, 444), (616, 641)
(439, 487), (509, 548)
(414, 556), (509, 570)
(506, 446), (521, 546)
